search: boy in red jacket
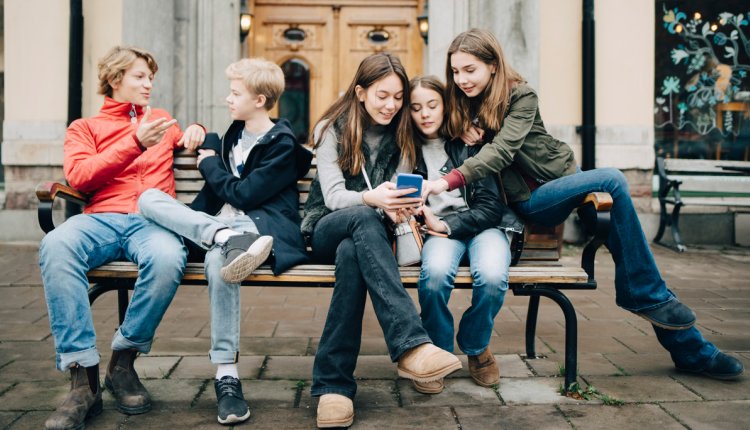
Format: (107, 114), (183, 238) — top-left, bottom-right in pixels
(40, 45), (205, 430)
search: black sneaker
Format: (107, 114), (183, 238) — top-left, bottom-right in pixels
(214, 376), (251, 424)
(219, 233), (273, 283)
(635, 298), (696, 330)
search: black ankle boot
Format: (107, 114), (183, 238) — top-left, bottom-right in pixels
(104, 349), (152, 415)
(44, 364), (102, 430)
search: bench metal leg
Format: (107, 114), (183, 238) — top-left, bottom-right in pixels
(525, 295), (540, 358)
(515, 286), (579, 391)
(89, 280), (134, 327)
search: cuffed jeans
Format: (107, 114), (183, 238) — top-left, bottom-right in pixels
(513, 167), (718, 369)
(418, 228), (510, 355)
(39, 212), (186, 371)
(310, 206), (432, 399)
(138, 188), (260, 364)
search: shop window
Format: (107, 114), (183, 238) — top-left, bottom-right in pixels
(655, 1), (750, 160)
(278, 59), (310, 144)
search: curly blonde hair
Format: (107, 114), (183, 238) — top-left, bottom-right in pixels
(97, 46), (158, 97)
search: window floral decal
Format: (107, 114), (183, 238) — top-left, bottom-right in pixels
(656, 6), (749, 136)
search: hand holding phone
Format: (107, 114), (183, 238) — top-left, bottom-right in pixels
(396, 173), (423, 198)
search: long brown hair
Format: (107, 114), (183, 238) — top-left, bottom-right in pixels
(312, 52), (416, 175)
(444, 29), (525, 139)
(408, 75), (448, 143)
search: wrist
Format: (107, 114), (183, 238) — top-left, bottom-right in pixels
(133, 133), (147, 152)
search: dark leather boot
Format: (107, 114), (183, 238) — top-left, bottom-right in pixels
(44, 364), (102, 430)
(104, 349), (152, 414)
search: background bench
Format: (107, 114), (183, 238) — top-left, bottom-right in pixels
(654, 156), (750, 252)
(36, 150), (612, 392)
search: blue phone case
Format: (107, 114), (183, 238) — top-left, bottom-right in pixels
(396, 173), (423, 198)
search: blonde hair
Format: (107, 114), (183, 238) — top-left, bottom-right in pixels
(97, 45), (158, 97)
(225, 58), (285, 110)
(313, 52), (417, 176)
(445, 29), (525, 139)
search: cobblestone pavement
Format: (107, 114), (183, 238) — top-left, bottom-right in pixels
(0, 242), (748, 429)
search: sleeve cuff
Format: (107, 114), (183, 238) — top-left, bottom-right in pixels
(443, 169), (466, 191)
(133, 133), (147, 152)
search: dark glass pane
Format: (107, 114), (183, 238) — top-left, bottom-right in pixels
(279, 59), (310, 144)
(655, 1), (750, 160)
(367, 29), (390, 44)
(283, 28), (306, 42)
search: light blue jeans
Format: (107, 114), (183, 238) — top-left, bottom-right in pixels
(138, 188), (259, 364)
(514, 167), (718, 370)
(39, 213), (186, 371)
(417, 228), (510, 356)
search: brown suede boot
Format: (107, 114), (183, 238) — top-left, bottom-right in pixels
(44, 364), (102, 430)
(104, 349), (152, 415)
(468, 349), (500, 387)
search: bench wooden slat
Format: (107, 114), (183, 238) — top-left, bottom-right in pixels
(87, 262), (589, 284)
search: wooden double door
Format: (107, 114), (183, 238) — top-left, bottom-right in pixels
(250, 0), (425, 143)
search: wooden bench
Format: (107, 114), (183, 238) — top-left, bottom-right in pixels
(654, 156), (750, 252)
(36, 150), (612, 391)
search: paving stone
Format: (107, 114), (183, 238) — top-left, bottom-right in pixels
(696, 320), (750, 336)
(238, 319), (278, 337)
(526, 352), (622, 377)
(603, 352), (677, 376)
(559, 403), (684, 430)
(353, 355), (398, 379)
(149, 337), (211, 356)
(0, 341), (56, 362)
(661, 400), (750, 429)
(539, 334), (636, 356)
(240, 337), (310, 355)
(243, 407), (317, 429)
(118, 408), (221, 429)
(0, 323), (52, 342)
(0, 360), (65, 383)
(352, 379), (399, 408)
(672, 366), (750, 401)
(168, 355), (265, 379)
(454, 404), (570, 429)
(140, 379), (204, 409)
(583, 375), (702, 402)
(497, 377), (585, 405)
(448, 354), (531, 379)
(193, 379), (301, 410)
(134, 356), (181, 379)
(262, 356), (314, 380)
(0, 381), (68, 411)
(274, 320), (326, 337)
(0, 411), (22, 429)
(350, 406), (457, 429)
(398, 378), (502, 407)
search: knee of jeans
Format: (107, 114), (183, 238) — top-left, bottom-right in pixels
(40, 229), (82, 270)
(142, 243), (187, 278)
(137, 188), (164, 217)
(419, 261), (457, 294)
(334, 239), (357, 266)
(601, 168), (629, 193)
(472, 268), (509, 293)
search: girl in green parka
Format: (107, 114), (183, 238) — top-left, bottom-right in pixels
(423, 28), (743, 381)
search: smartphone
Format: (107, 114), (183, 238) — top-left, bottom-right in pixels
(396, 173), (423, 198)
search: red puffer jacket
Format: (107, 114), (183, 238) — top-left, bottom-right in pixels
(64, 97), (184, 214)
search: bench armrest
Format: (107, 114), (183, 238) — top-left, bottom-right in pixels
(577, 192), (612, 283)
(36, 181), (89, 233)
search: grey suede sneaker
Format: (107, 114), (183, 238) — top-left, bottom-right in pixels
(214, 376), (251, 424)
(219, 233), (273, 283)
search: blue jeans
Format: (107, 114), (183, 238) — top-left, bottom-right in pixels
(418, 228), (510, 355)
(310, 206), (432, 399)
(514, 167), (718, 369)
(138, 189), (260, 364)
(39, 212), (186, 371)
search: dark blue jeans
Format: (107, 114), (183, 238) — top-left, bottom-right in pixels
(310, 206), (431, 399)
(514, 167), (718, 369)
